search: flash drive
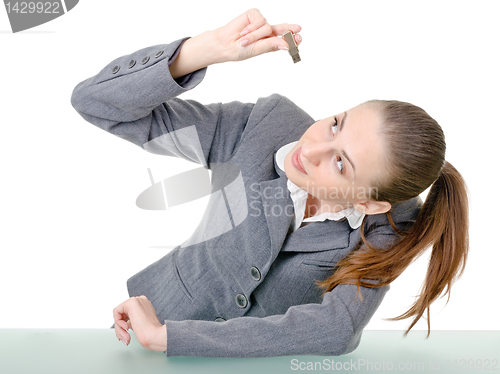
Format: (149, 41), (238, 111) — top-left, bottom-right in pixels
(282, 31), (301, 63)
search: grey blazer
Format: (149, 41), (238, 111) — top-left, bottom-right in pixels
(71, 37), (421, 358)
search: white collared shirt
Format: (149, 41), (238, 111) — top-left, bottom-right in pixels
(275, 141), (366, 232)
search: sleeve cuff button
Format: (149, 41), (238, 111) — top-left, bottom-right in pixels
(111, 65), (120, 74)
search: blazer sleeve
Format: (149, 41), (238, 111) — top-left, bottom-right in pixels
(164, 226), (395, 358)
(70, 37), (255, 167)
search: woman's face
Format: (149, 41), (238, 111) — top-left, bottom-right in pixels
(284, 102), (391, 215)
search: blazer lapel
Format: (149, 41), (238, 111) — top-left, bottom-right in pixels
(281, 219), (351, 252)
(257, 157), (294, 258)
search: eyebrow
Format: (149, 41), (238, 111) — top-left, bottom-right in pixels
(338, 111), (356, 175)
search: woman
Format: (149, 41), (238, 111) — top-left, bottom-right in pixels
(71, 9), (468, 357)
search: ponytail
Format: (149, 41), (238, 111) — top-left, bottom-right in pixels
(316, 161), (469, 336)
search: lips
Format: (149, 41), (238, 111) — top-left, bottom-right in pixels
(292, 147), (307, 174)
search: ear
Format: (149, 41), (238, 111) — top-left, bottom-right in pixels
(354, 199), (391, 215)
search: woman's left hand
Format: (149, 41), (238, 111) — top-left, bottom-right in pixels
(113, 295), (167, 352)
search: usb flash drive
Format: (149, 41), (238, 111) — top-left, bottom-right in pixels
(282, 31), (301, 63)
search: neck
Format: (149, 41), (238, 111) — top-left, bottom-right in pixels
(304, 195), (349, 219)
(304, 194), (319, 219)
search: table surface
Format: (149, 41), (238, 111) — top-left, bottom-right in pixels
(0, 329), (499, 374)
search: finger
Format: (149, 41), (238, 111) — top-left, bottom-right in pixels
(113, 299), (128, 318)
(239, 8), (267, 34)
(271, 23), (302, 36)
(240, 22), (274, 47)
(113, 300), (132, 342)
(114, 320), (131, 343)
(116, 319), (129, 332)
(251, 37), (289, 56)
(238, 10), (268, 41)
(294, 33), (302, 46)
(113, 307), (129, 329)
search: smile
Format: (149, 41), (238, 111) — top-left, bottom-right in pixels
(292, 147), (307, 174)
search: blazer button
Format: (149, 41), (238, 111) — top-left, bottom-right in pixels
(235, 294), (248, 308)
(214, 317), (226, 322)
(111, 65), (120, 74)
(127, 59), (136, 69)
(154, 50), (164, 58)
(250, 266), (261, 281)
(141, 56), (150, 65)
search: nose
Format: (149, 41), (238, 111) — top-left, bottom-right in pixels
(301, 141), (334, 166)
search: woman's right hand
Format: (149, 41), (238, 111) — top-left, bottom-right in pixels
(213, 8), (302, 63)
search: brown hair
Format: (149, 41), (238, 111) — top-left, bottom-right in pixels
(316, 100), (469, 336)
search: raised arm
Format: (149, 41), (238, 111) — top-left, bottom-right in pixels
(70, 9), (302, 166)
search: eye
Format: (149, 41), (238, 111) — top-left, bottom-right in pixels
(336, 155), (344, 173)
(331, 118), (338, 137)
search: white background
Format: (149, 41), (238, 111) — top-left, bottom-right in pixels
(1, 0), (499, 333)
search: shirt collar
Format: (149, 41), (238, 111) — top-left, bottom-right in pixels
(275, 141), (365, 231)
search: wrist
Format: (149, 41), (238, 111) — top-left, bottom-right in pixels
(151, 324), (167, 352)
(193, 29), (226, 65)
(169, 30), (221, 79)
